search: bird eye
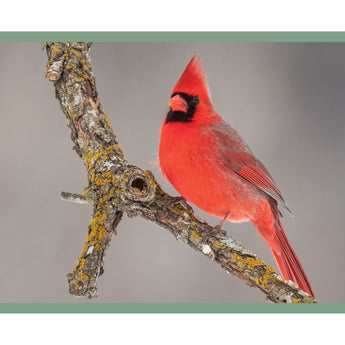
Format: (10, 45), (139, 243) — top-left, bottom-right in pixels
(191, 96), (200, 106)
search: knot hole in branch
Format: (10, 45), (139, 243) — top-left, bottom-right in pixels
(130, 177), (148, 196)
(123, 167), (156, 204)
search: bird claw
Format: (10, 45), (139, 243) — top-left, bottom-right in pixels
(201, 227), (228, 243)
(201, 211), (230, 243)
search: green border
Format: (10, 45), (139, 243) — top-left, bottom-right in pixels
(1, 31), (345, 42)
(0, 303), (344, 313)
(1, 31), (343, 313)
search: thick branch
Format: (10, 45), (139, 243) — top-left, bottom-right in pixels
(45, 42), (316, 303)
(45, 42), (124, 298)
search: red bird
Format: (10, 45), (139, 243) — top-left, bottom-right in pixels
(159, 56), (315, 298)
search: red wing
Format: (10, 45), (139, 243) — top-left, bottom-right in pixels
(208, 122), (291, 213)
(234, 164), (286, 208)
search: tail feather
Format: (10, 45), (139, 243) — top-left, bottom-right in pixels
(272, 219), (315, 297)
(252, 202), (315, 298)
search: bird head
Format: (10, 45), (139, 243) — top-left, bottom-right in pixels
(165, 55), (216, 124)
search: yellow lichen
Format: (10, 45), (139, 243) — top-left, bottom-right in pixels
(212, 240), (226, 250)
(71, 207), (109, 285)
(70, 260), (92, 284)
(292, 298), (302, 303)
(79, 258), (86, 270)
(84, 150), (95, 170)
(97, 193), (113, 205)
(52, 44), (61, 55)
(81, 187), (90, 200)
(92, 146), (115, 163)
(66, 63), (75, 70)
(257, 266), (277, 287)
(102, 170), (114, 183)
(232, 252), (282, 288)
(101, 114), (113, 131)
(77, 271), (90, 282)
(232, 252), (265, 270)
(93, 171), (117, 187)
(93, 175), (104, 185)
(190, 229), (202, 241)
(87, 155), (118, 186)
(84, 208), (108, 251)
(144, 170), (157, 189)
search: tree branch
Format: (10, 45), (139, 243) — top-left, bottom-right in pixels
(45, 42), (316, 303)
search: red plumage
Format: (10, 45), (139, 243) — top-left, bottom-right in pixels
(159, 56), (315, 297)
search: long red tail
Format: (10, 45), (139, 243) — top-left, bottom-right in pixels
(271, 219), (314, 297)
(252, 215), (315, 298)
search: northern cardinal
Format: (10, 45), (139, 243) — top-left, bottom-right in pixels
(159, 56), (315, 297)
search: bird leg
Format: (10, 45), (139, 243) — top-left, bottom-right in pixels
(201, 212), (230, 243)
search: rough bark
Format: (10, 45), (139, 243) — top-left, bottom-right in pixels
(45, 42), (316, 303)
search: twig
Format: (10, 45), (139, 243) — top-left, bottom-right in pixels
(61, 191), (90, 204)
(45, 42), (316, 303)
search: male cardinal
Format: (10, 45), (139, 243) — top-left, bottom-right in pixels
(159, 56), (314, 297)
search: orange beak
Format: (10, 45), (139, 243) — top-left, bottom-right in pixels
(169, 94), (188, 113)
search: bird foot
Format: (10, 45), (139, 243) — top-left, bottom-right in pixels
(201, 225), (228, 243)
(201, 212), (230, 243)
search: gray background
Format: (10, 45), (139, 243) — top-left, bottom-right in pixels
(0, 42), (344, 303)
